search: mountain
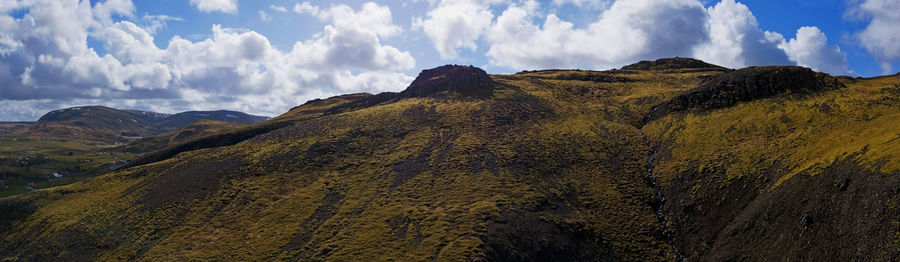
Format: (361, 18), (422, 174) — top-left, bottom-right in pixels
(1, 58), (898, 261)
(14, 106), (269, 142)
(119, 120), (250, 153)
(153, 110), (269, 132)
(31, 106), (169, 140)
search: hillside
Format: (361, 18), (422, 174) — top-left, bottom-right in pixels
(29, 106), (166, 141)
(1, 58), (898, 261)
(0, 107), (268, 198)
(119, 120), (249, 153)
(153, 110), (269, 132)
(643, 72), (900, 260)
(24, 106), (269, 142)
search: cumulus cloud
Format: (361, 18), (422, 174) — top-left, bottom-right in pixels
(695, 0), (847, 74)
(92, 0), (135, 23)
(0, 0), (415, 121)
(295, 2), (403, 38)
(776, 27), (848, 75)
(189, 0), (238, 14)
(552, 0), (612, 9)
(850, 0), (900, 74)
(413, 0), (497, 59)
(293, 2), (320, 16)
(0, 35), (21, 56)
(693, 0), (790, 69)
(415, 0), (848, 74)
(486, 0), (709, 69)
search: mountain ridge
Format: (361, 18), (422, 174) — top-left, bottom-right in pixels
(13, 106), (269, 142)
(1, 58), (898, 261)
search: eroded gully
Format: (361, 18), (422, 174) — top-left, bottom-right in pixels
(640, 108), (685, 261)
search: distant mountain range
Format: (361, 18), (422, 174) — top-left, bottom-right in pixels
(7, 106), (268, 142)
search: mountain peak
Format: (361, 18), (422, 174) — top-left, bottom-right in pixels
(401, 65), (494, 98)
(621, 57), (726, 71)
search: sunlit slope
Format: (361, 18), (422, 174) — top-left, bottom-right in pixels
(644, 71), (900, 260)
(6, 59), (896, 261)
(0, 62), (723, 261)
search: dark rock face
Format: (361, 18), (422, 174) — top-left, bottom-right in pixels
(401, 65), (495, 98)
(650, 66), (845, 120)
(482, 209), (615, 262)
(661, 154), (900, 261)
(621, 57), (727, 71)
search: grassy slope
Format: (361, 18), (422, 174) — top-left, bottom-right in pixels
(1, 107), (267, 199)
(644, 74), (900, 260)
(0, 68), (720, 261)
(119, 120), (248, 153)
(3, 64), (898, 261)
(29, 106), (163, 142)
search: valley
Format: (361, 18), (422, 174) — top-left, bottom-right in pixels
(0, 108), (268, 198)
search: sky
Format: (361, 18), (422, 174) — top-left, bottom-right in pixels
(0, 0), (898, 121)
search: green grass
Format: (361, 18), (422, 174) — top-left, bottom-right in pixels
(644, 75), (900, 188)
(0, 136), (137, 198)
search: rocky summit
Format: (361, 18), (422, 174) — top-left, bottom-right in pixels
(401, 65), (495, 98)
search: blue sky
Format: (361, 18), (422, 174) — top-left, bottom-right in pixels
(1, 0), (898, 121)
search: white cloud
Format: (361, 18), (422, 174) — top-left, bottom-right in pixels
(258, 10), (269, 21)
(486, 0), (709, 70)
(92, 0), (135, 24)
(296, 2), (402, 38)
(293, 2), (320, 16)
(411, 0), (844, 73)
(552, 0), (611, 9)
(139, 15), (183, 35)
(189, 0), (238, 14)
(0, 1), (415, 121)
(270, 5), (288, 13)
(851, 0), (900, 74)
(100, 21), (164, 64)
(692, 0), (790, 68)
(413, 0), (497, 59)
(693, 0), (847, 75)
(777, 26), (848, 75)
(0, 34), (21, 56)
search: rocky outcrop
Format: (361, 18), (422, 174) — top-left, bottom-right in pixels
(621, 57), (727, 71)
(649, 66), (845, 120)
(400, 65), (495, 98)
(322, 65), (495, 115)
